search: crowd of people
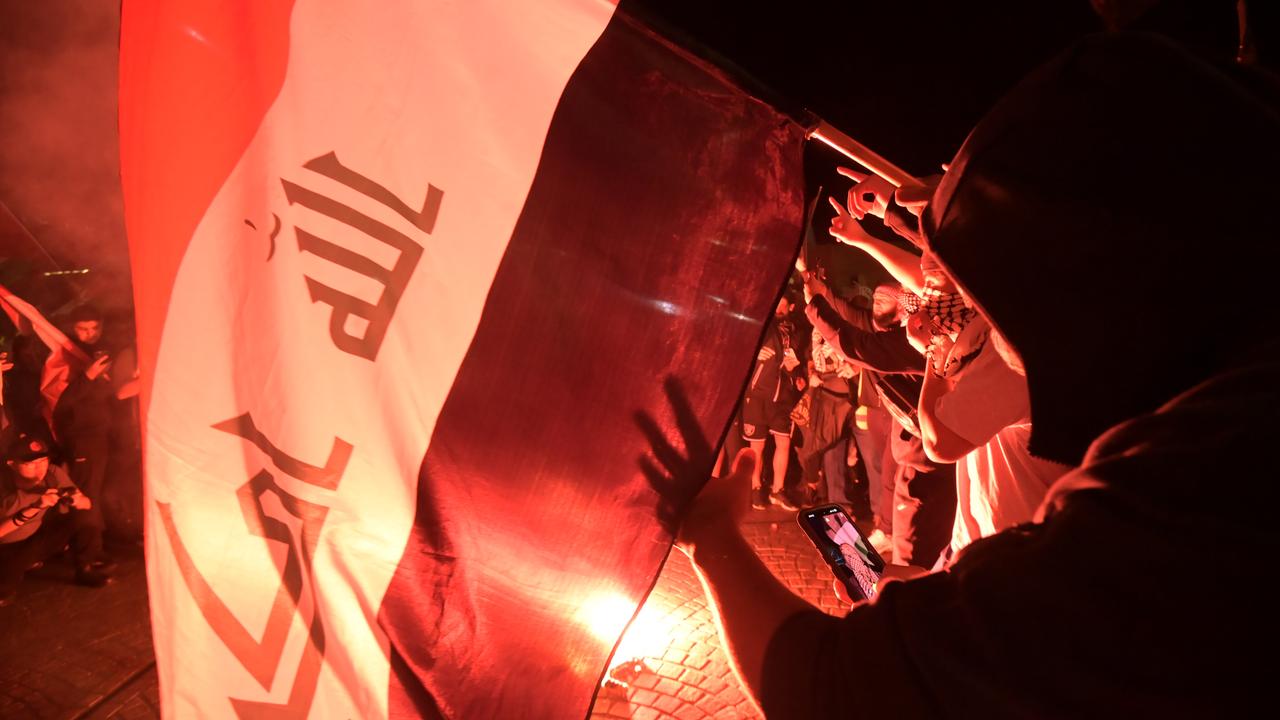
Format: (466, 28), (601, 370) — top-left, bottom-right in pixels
(2, 1), (1274, 716)
(0, 304), (140, 606)
(727, 160), (1074, 572)
(682, 0), (1280, 716)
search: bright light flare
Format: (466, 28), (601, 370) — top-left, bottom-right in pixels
(580, 593), (636, 643)
(579, 592), (678, 673)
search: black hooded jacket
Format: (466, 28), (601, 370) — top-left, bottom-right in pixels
(762, 31), (1280, 720)
(926, 32), (1280, 466)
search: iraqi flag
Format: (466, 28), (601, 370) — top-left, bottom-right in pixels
(120, 1), (805, 717)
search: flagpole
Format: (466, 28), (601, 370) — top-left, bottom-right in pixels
(807, 120), (926, 190)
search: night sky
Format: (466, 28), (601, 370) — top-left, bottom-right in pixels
(0, 1), (1113, 315)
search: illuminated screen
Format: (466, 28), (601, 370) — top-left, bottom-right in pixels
(801, 505), (885, 601)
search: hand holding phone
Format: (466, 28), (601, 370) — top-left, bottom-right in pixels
(781, 347), (801, 371)
(85, 354), (112, 381)
(797, 504), (885, 603)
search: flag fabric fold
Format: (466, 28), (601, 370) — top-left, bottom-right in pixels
(120, 1), (806, 717)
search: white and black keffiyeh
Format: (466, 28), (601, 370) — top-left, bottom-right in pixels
(920, 286), (975, 338)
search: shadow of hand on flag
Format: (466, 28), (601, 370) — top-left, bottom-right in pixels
(633, 377), (715, 538)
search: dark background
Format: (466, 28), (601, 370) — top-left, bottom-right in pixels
(2, 1), (1269, 319)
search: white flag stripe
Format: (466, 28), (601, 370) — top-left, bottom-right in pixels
(144, 1), (617, 717)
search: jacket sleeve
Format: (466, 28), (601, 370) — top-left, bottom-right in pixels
(806, 297), (924, 375)
(804, 274), (872, 332)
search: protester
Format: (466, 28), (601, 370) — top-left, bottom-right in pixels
(680, 15), (1280, 717)
(740, 293), (807, 511)
(849, 390), (895, 555)
(49, 304), (122, 565)
(0, 432), (111, 606)
(794, 266), (858, 514)
(1, 335), (53, 444)
(854, 286), (913, 553)
(843, 173), (1071, 558)
(801, 272), (955, 567)
(912, 312), (1070, 555)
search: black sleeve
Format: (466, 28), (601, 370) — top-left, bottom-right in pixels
(826, 294), (873, 332)
(884, 201), (924, 249)
(806, 297), (924, 375)
(57, 372), (110, 411)
(760, 592), (939, 720)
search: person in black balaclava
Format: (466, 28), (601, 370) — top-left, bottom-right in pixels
(675, 2), (1280, 717)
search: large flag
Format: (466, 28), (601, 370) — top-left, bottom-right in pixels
(120, 1), (806, 717)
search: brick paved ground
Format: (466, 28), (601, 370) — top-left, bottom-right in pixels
(0, 539), (153, 720)
(0, 505), (841, 719)
(590, 505), (845, 720)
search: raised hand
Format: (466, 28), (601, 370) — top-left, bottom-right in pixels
(675, 448), (755, 556)
(634, 377), (717, 538)
(837, 167), (895, 220)
(827, 196), (874, 246)
(85, 354), (112, 381)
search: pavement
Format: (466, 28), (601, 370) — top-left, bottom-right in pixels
(0, 504), (844, 719)
(590, 505), (846, 720)
(0, 538), (156, 720)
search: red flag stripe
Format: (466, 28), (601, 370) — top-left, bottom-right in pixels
(119, 0), (296, 425)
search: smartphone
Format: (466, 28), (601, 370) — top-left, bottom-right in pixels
(797, 504), (886, 603)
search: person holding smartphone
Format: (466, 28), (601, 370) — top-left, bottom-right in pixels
(50, 305), (118, 567)
(739, 293), (806, 511)
(678, 16), (1278, 718)
(0, 433), (111, 606)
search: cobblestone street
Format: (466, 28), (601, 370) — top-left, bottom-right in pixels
(0, 505), (843, 719)
(590, 506), (846, 720)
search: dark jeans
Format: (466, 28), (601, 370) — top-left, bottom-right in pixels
(891, 460), (956, 568)
(799, 390), (853, 504)
(821, 439), (850, 506)
(65, 435), (109, 560)
(0, 510), (97, 592)
(852, 405), (894, 532)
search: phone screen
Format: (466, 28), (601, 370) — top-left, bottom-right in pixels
(797, 504), (885, 602)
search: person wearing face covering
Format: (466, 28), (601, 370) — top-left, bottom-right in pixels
(832, 169), (1072, 562)
(894, 254), (1074, 558)
(676, 13), (1280, 719)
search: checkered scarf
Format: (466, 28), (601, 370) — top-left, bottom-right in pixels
(874, 285), (920, 316)
(920, 286), (974, 338)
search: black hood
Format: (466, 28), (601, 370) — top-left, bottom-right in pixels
(926, 32), (1280, 465)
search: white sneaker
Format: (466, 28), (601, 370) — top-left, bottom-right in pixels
(867, 528), (893, 556)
